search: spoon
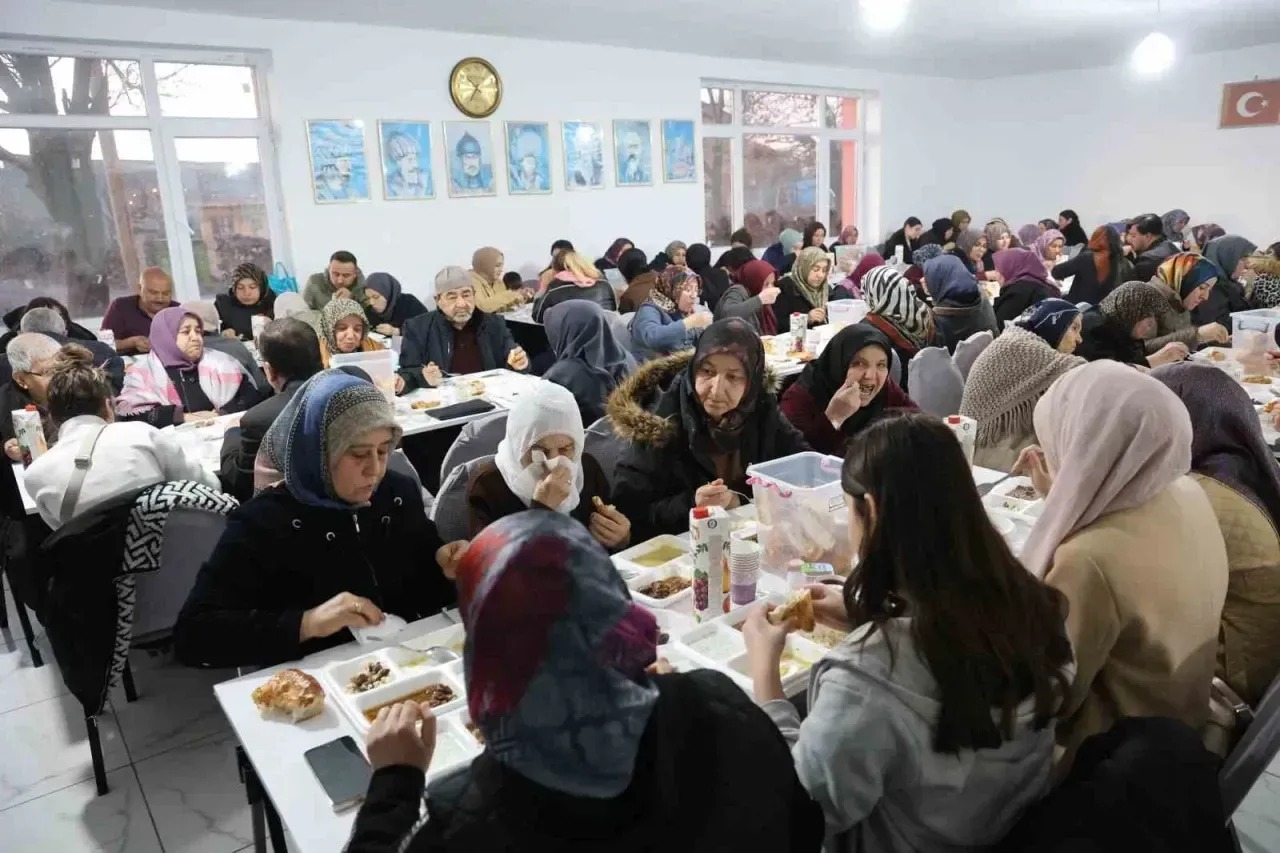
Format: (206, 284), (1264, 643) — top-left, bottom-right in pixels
(976, 471), (1016, 497)
(389, 644), (458, 665)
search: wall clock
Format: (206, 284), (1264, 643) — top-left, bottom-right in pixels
(449, 57), (502, 118)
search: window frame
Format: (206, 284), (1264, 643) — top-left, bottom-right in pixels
(0, 38), (288, 310)
(701, 80), (867, 249)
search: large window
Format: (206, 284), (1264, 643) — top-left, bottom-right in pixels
(701, 83), (864, 248)
(0, 45), (285, 319)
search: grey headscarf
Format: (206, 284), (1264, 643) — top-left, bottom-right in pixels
(1162, 209), (1190, 244)
(1202, 235), (1258, 283)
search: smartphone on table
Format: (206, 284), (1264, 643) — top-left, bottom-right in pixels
(304, 736), (372, 812)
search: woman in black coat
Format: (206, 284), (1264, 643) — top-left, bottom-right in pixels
(363, 272), (429, 336)
(609, 319), (809, 541)
(531, 253), (618, 323)
(541, 300), (635, 426)
(685, 243), (731, 311)
(174, 371), (460, 668)
(214, 262), (275, 340)
(1050, 225), (1129, 306)
(991, 248), (1063, 325)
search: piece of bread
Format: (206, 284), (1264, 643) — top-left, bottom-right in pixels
(768, 590), (816, 633)
(251, 668), (325, 723)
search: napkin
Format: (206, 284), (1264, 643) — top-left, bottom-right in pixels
(352, 613), (408, 645)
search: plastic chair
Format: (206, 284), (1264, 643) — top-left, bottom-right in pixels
(954, 330), (994, 381)
(431, 455), (494, 543)
(437, 413), (507, 490)
(1221, 670), (1280, 817)
(584, 416), (627, 492)
(890, 347), (903, 388)
(907, 347), (965, 417)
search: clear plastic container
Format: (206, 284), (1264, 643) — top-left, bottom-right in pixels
(746, 452), (851, 575)
(827, 299), (868, 328)
(1231, 308), (1280, 375)
(329, 349), (396, 401)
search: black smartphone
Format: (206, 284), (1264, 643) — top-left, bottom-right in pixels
(304, 736), (372, 812)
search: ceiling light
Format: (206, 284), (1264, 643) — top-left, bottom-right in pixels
(1131, 31), (1175, 76)
(860, 0), (909, 33)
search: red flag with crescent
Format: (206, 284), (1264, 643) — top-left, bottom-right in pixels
(1220, 79), (1280, 128)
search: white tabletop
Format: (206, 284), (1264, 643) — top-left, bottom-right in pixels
(500, 305), (541, 326)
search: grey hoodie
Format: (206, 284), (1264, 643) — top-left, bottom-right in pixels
(764, 618), (1062, 852)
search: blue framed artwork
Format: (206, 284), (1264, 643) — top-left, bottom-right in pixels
(504, 122), (552, 195)
(443, 120), (496, 197)
(378, 120), (434, 200)
(306, 119), (370, 203)
(613, 119), (653, 187)
(661, 119), (697, 183)
(562, 121), (604, 191)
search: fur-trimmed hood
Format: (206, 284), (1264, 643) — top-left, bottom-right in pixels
(606, 351), (782, 448)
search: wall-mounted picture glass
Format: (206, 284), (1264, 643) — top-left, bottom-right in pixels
(613, 119), (653, 187)
(306, 119), (369, 203)
(562, 121), (604, 190)
(444, 120), (496, 197)
(662, 119), (696, 182)
(504, 122), (551, 194)
(378, 121), (433, 199)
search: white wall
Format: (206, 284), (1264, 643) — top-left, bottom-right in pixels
(961, 42), (1280, 243)
(7, 0), (972, 302)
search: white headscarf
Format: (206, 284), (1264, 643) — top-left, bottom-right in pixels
(493, 381), (586, 514)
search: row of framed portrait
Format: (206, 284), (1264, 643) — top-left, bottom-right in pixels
(305, 118), (697, 203)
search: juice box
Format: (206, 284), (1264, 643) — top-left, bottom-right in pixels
(689, 505), (729, 622)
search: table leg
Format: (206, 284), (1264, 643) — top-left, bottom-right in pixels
(237, 745), (269, 853)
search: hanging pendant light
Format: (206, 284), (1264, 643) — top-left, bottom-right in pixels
(1132, 0), (1175, 75)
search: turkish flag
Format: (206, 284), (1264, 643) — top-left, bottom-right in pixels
(1220, 79), (1280, 128)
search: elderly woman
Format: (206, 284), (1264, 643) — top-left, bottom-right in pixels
(779, 324), (917, 456)
(23, 344), (218, 529)
(611, 319), (809, 540)
(773, 247), (831, 330)
(345, 511), (821, 851)
(1019, 362), (1227, 766)
(1194, 235), (1258, 329)
(1, 333), (61, 460)
(1075, 281), (1185, 367)
(649, 240), (688, 274)
(716, 259), (781, 334)
(860, 266), (938, 392)
(531, 251), (618, 322)
(116, 307), (257, 428)
(1017, 298), (1083, 355)
(763, 228), (804, 275)
(992, 248), (1063, 325)
(1146, 252), (1229, 353)
(467, 381), (630, 550)
(922, 255), (998, 352)
(213, 262), (275, 340)
(617, 248), (661, 314)
(317, 297), (382, 368)
(362, 272), (428, 336)
(541, 301), (635, 425)
(958, 322), (1083, 472)
(174, 370), (461, 667)
(631, 267), (712, 360)
(470, 247), (525, 314)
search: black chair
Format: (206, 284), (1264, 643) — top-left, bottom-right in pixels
(0, 456), (47, 666)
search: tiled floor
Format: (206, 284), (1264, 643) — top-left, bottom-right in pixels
(2, 582), (1279, 852)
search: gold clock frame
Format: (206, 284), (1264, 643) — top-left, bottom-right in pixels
(449, 57), (502, 119)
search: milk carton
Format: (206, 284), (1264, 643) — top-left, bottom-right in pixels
(789, 313), (806, 353)
(690, 505), (729, 622)
(944, 414), (977, 464)
(12, 405), (47, 466)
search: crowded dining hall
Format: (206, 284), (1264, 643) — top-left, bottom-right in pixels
(3, 2), (1280, 851)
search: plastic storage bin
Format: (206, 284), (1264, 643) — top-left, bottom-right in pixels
(329, 349), (397, 401)
(827, 299), (868, 328)
(1231, 308), (1280, 372)
(746, 452), (851, 575)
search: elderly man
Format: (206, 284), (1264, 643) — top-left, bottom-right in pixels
(1, 333), (61, 461)
(1, 308), (126, 394)
(396, 266), (528, 394)
(1128, 213), (1180, 282)
(303, 250), (365, 311)
(100, 267), (180, 355)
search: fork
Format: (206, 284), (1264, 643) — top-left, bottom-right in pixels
(976, 472), (1016, 497)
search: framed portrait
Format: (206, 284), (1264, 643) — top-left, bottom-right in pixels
(661, 119), (697, 183)
(504, 122), (552, 195)
(561, 121), (605, 191)
(613, 119), (653, 187)
(443, 120), (497, 198)
(306, 119), (370, 203)
(377, 121), (434, 200)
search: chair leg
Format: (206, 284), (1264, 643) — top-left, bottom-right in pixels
(0, 584), (8, 630)
(120, 661), (138, 703)
(86, 714), (109, 796)
(14, 599), (42, 667)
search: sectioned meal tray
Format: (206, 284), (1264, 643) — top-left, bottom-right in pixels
(982, 477), (1045, 523)
(320, 648), (466, 736)
(670, 616), (827, 696)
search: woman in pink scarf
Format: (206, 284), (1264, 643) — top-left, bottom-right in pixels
(117, 307), (255, 428)
(1017, 361), (1228, 767)
(838, 252), (884, 298)
(991, 248), (1062, 325)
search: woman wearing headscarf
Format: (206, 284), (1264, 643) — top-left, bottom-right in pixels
(1050, 225), (1130, 306)
(1194, 235), (1258, 329)
(1016, 298), (1082, 354)
(214, 262), (275, 340)
(542, 301), (635, 425)
(919, 218), (953, 249)
(713, 245), (755, 275)
(594, 237), (633, 272)
(117, 307), (257, 428)
(1017, 362), (1228, 766)
(836, 252), (883, 298)
(992, 248), (1062, 325)
(763, 228), (804, 275)
(1015, 224), (1041, 250)
(950, 209), (971, 240)
(715, 259), (781, 334)
(829, 225), (859, 253)
(1056, 210), (1090, 248)
(904, 243), (943, 289)
(617, 247), (661, 314)
(470, 247), (525, 314)
(958, 321), (1083, 472)
(467, 381), (631, 547)
(531, 251), (618, 322)
(1151, 363), (1280, 710)
(779, 324), (917, 455)
(922, 254), (999, 352)
(685, 243), (732, 311)
(610, 319), (809, 540)
(1162, 209), (1191, 247)
(362, 272), (428, 336)
(174, 370), (461, 667)
(773, 247), (831, 330)
(802, 221), (827, 251)
(1032, 229), (1066, 274)
(631, 267), (712, 361)
(1190, 223), (1226, 253)
(860, 266), (937, 393)
(981, 220), (1012, 272)
(345, 511), (823, 852)
(317, 297), (381, 367)
(1074, 281), (1186, 367)
(1146, 252), (1229, 353)
(948, 227), (985, 276)
(649, 240), (688, 274)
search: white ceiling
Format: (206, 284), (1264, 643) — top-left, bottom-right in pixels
(78, 0), (1280, 78)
